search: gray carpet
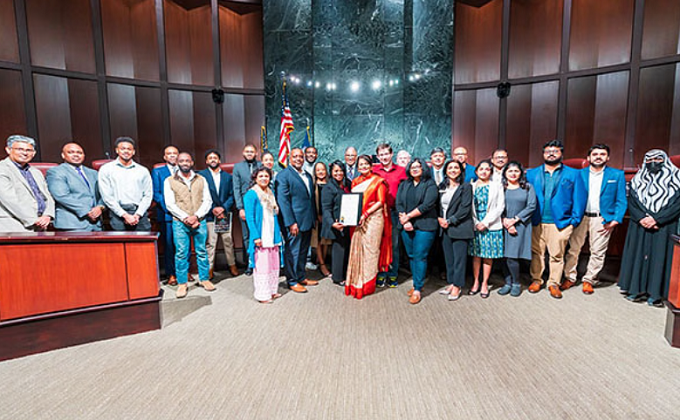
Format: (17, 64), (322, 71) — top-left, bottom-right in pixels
(1, 271), (679, 420)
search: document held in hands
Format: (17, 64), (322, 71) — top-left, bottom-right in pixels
(339, 193), (363, 226)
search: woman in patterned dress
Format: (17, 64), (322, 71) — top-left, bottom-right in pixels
(469, 159), (505, 298)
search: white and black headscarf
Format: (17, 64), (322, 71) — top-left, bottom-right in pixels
(630, 149), (680, 213)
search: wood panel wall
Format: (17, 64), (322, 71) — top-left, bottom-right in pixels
(453, 0), (680, 170)
(0, 0), (264, 166)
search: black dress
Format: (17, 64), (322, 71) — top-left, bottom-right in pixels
(618, 190), (680, 301)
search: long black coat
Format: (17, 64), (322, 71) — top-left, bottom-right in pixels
(320, 180), (347, 241)
(618, 190), (680, 301)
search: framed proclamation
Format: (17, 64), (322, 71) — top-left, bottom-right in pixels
(339, 193), (363, 226)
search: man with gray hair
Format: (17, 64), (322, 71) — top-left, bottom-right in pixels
(99, 137), (153, 231)
(396, 150), (411, 168)
(0, 135), (55, 232)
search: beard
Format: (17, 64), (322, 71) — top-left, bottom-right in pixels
(208, 161), (220, 169)
(544, 156), (562, 165)
(179, 165), (192, 173)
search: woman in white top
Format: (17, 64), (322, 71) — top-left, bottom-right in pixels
(468, 159), (505, 298)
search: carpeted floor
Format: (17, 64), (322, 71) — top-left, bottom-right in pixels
(1, 270), (679, 420)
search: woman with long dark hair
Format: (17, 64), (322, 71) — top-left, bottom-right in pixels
(396, 158), (438, 304)
(469, 159), (505, 298)
(321, 160), (350, 285)
(243, 167), (283, 303)
(499, 161), (536, 297)
(438, 160), (474, 301)
(345, 155), (392, 299)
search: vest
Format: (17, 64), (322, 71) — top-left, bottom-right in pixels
(169, 173), (205, 219)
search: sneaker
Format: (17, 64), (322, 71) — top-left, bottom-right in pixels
(497, 284), (512, 296)
(510, 284), (522, 297)
(376, 277), (386, 288)
(387, 277), (398, 288)
(305, 262), (318, 271)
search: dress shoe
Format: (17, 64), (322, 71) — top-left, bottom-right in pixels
(409, 292), (421, 304)
(229, 265), (239, 276)
(497, 284), (512, 296)
(582, 282), (594, 295)
(198, 280), (216, 292)
(300, 279), (319, 286)
(560, 279), (575, 291)
(407, 288), (414, 297)
(209, 268), (214, 280)
(528, 281), (542, 293)
(289, 284), (307, 293)
(167, 275), (177, 286)
(548, 285), (562, 299)
(510, 284), (522, 297)
(176, 284), (188, 298)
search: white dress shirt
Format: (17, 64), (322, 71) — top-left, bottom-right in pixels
(586, 168), (604, 214)
(98, 158), (153, 217)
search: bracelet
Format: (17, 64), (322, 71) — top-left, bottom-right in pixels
(362, 212), (369, 219)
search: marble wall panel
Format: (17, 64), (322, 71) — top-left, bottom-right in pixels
(264, 0), (453, 164)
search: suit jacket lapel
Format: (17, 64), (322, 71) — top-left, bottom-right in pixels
(446, 186), (463, 218)
(219, 171), (229, 203)
(289, 168), (310, 196)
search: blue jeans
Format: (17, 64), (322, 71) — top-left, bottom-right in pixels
(380, 210), (401, 279)
(173, 219), (210, 284)
(401, 229), (436, 291)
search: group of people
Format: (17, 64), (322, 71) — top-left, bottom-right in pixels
(1, 133), (679, 308)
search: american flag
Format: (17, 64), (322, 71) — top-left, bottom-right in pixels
(278, 82), (294, 167)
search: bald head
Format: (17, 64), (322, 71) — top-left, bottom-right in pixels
(61, 142), (85, 166)
(453, 147), (469, 164)
(344, 146), (357, 166)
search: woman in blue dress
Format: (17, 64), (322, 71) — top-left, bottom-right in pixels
(469, 159), (505, 298)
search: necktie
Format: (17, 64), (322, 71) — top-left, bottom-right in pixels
(435, 170), (441, 185)
(76, 166), (91, 189)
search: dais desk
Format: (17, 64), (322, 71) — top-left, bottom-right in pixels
(0, 232), (162, 361)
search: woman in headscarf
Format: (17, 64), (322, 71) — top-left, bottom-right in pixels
(345, 155), (392, 299)
(618, 150), (680, 307)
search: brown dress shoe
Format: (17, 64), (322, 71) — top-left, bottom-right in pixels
(409, 292), (421, 304)
(582, 282), (594, 294)
(300, 279), (319, 286)
(289, 284), (308, 293)
(528, 281), (542, 293)
(229, 265), (239, 276)
(560, 279), (575, 291)
(548, 285), (562, 299)
(407, 288), (414, 297)
(167, 275), (178, 286)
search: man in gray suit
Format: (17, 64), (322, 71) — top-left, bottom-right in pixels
(0, 135), (55, 232)
(46, 142), (105, 231)
(232, 143), (261, 275)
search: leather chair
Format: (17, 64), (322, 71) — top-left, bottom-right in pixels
(29, 162), (58, 176)
(563, 158), (588, 169)
(92, 159), (113, 171)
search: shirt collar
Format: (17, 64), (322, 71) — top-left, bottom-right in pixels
(116, 158), (137, 168)
(544, 163), (562, 173)
(13, 161), (30, 171)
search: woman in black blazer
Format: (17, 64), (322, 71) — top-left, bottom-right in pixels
(320, 160), (350, 286)
(396, 158), (439, 304)
(438, 160), (474, 300)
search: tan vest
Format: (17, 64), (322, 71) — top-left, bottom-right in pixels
(169, 173), (205, 219)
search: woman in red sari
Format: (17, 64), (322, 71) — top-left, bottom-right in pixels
(345, 155), (392, 299)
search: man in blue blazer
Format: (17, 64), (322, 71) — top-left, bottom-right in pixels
(46, 142), (104, 231)
(152, 145), (179, 285)
(563, 144), (627, 295)
(275, 148), (319, 293)
(526, 140), (587, 299)
(453, 146), (477, 183)
(199, 149), (239, 278)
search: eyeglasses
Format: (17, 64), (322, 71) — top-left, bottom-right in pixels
(11, 147), (36, 154)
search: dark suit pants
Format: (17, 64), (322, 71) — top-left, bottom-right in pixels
(160, 220), (175, 276)
(283, 229), (312, 286)
(110, 209), (151, 232)
(240, 218), (250, 266)
(331, 234), (350, 284)
(442, 235), (468, 288)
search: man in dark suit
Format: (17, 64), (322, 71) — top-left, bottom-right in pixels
(344, 146), (358, 181)
(46, 142), (104, 231)
(152, 145), (179, 285)
(199, 149), (239, 278)
(232, 144), (261, 275)
(275, 148), (319, 293)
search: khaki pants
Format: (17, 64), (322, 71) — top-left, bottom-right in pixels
(563, 215), (612, 284)
(530, 223), (574, 287)
(206, 221), (236, 268)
